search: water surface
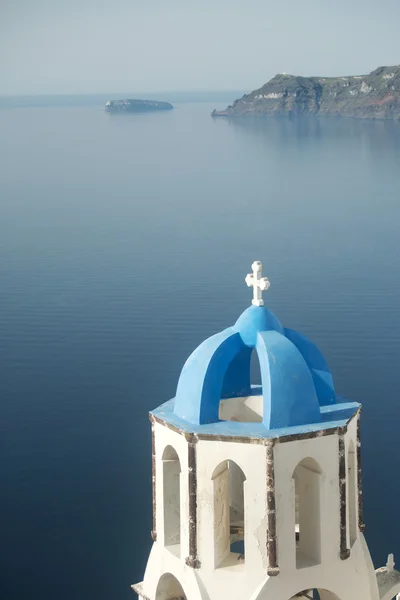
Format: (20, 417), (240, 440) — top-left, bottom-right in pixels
(1, 98), (400, 600)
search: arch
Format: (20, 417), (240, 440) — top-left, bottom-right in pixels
(174, 328), (246, 424)
(162, 445), (181, 554)
(289, 589), (342, 600)
(292, 457), (322, 568)
(257, 331), (321, 428)
(250, 347), (262, 385)
(221, 344), (252, 399)
(379, 581), (400, 600)
(212, 459), (246, 567)
(155, 573), (187, 600)
(285, 327), (336, 405)
(162, 445), (180, 461)
(347, 440), (357, 547)
(219, 347), (264, 423)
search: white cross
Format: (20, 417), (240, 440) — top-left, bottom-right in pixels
(386, 553), (395, 572)
(245, 261), (270, 307)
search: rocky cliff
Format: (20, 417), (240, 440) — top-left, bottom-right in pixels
(212, 66), (400, 120)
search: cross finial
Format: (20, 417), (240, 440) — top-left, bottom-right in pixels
(386, 553), (395, 572)
(245, 261), (270, 306)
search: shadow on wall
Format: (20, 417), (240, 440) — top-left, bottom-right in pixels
(293, 457), (322, 569)
(155, 572), (187, 600)
(212, 459), (246, 567)
(162, 446), (181, 557)
(290, 589), (341, 599)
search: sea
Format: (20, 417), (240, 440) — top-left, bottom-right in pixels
(1, 92), (400, 600)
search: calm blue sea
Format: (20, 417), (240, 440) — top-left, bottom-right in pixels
(1, 94), (400, 600)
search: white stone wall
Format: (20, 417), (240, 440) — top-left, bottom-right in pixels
(219, 395), (263, 423)
(255, 420), (379, 600)
(274, 433), (341, 571)
(196, 438), (268, 590)
(154, 423), (190, 558)
(138, 417), (381, 600)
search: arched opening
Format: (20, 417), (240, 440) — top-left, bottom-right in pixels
(212, 460), (246, 567)
(219, 349), (263, 423)
(376, 563), (400, 600)
(162, 446), (181, 556)
(347, 441), (357, 547)
(293, 457), (322, 568)
(289, 589), (341, 600)
(250, 347), (262, 385)
(155, 573), (187, 600)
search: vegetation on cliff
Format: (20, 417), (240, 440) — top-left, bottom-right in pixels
(212, 66), (400, 120)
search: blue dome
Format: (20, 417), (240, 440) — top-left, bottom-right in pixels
(173, 304), (336, 430)
(234, 305), (284, 345)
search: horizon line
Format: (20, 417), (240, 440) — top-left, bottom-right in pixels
(0, 89), (246, 99)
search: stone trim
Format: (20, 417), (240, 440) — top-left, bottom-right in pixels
(276, 426), (339, 445)
(151, 405), (361, 444)
(152, 414), (344, 445)
(131, 583), (150, 600)
(150, 419), (157, 541)
(185, 438), (201, 569)
(151, 408), (361, 446)
(266, 441), (279, 576)
(357, 417), (365, 531)
(190, 432), (262, 444)
(338, 432), (350, 559)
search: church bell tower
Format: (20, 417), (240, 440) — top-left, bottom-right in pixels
(132, 261), (400, 600)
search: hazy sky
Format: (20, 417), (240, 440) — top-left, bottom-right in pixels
(1, 0), (400, 95)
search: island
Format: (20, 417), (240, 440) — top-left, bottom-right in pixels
(212, 66), (400, 120)
(105, 99), (173, 113)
